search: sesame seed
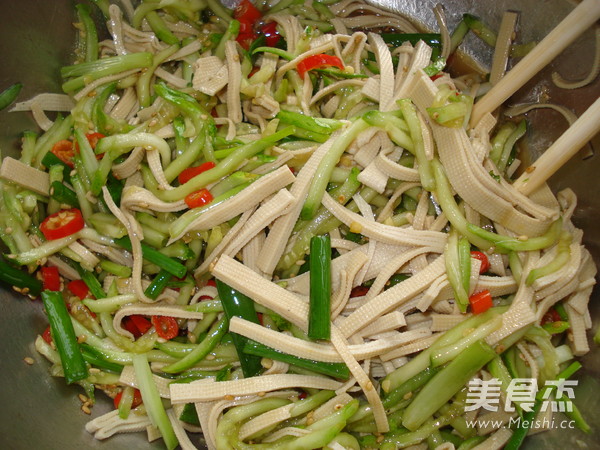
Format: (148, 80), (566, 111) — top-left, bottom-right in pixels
(224, 395), (234, 401)
(257, 391), (266, 397)
(23, 357), (34, 365)
(78, 394), (88, 403)
(81, 405), (91, 415)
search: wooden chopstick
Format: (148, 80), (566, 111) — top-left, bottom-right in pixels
(512, 97), (600, 195)
(470, 0), (600, 127)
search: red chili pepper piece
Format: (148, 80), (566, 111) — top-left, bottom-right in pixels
(41, 266), (61, 292)
(122, 315), (152, 338)
(234, 0), (262, 49)
(238, 19), (254, 35)
(40, 208), (85, 240)
(131, 315), (152, 335)
(541, 308), (562, 326)
(350, 286), (370, 298)
(296, 54), (344, 79)
(177, 161), (216, 184)
(50, 140), (76, 168)
(151, 315), (179, 340)
(184, 188), (214, 209)
(236, 32), (256, 50)
(470, 251), (490, 274)
(261, 21), (280, 47)
(469, 289), (493, 315)
(234, 0), (262, 24)
(122, 316), (140, 338)
(67, 279), (90, 300)
(74, 132), (105, 152)
(42, 326), (53, 344)
(113, 388), (143, 409)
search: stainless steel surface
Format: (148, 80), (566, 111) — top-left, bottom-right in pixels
(0, 1), (598, 449)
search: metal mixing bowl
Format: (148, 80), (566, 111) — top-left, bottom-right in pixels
(0, 1), (597, 448)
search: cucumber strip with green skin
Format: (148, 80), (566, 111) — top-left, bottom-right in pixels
(277, 109), (341, 134)
(145, 11), (179, 45)
(308, 234), (331, 340)
(75, 3), (98, 62)
(497, 119), (526, 173)
(41, 290), (89, 384)
(467, 217), (562, 253)
(156, 127), (294, 202)
(168, 181), (253, 239)
(402, 340), (497, 431)
(98, 260), (132, 278)
(62, 53), (153, 92)
(161, 316), (228, 373)
(132, 354), (179, 450)
(301, 119), (369, 220)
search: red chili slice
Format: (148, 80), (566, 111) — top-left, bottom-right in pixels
(236, 31), (257, 50)
(42, 326), (53, 344)
(261, 21), (280, 47)
(122, 315), (152, 338)
(50, 140), (76, 168)
(113, 388), (143, 409)
(74, 132), (106, 152)
(541, 308), (562, 326)
(234, 0), (262, 24)
(41, 266), (61, 292)
(151, 316), (179, 340)
(85, 132), (105, 150)
(350, 286), (370, 298)
(296, 54), (344, 79)
(40, 208), (85, 240)
(469, 289), (493, 315)
(178, 162), (216, 184)
(470, 251), (490, 274)
(131, 315), (152, 335)
(184, 188), (214, 209)
(67, 279), (90, 300)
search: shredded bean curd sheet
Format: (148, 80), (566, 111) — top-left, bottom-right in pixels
(2, 0), (598, 449)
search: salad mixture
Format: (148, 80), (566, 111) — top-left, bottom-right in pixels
(0, 0), (598, 449)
